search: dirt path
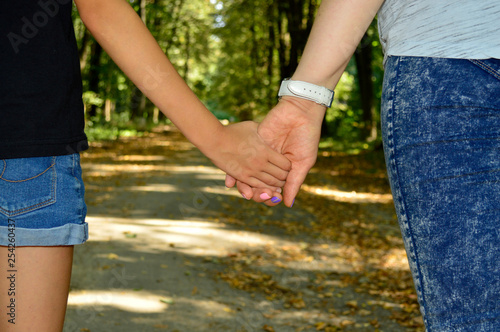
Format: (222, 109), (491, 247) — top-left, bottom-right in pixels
(63, 126), (424, 332)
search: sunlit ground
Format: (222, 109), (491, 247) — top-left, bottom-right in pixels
(68, 290), (168, 313)
(82, 216), (286, 257)
(66, 131), (422, 331)
(301, 184), (393, 204)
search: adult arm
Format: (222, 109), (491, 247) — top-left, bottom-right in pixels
(227, 0), (385, 206)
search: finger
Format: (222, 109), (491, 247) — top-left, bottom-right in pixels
(282, 167), (309, 207)
(248, 188), (282, 206)
(236, 181), (254, 200)
(225, 174), (236, 188)
(261, 162), (289, 181)
(250, 188), (273, 203)
(225, 160), (280, 189)
(262, 191), (283, 207)
(268, 150), (291, 172)
(245, 173), (286, 189)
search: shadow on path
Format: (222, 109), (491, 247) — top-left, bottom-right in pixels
(64, 127), (423, 332)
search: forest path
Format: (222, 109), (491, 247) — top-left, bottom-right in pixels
(64, 126), (424, 332)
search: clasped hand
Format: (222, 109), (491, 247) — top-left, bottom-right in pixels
(225, 96), (326, 207)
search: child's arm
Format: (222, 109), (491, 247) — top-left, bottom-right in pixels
(74, 0), (290, 188)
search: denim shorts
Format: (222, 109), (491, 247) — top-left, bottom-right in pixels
(382, 56), (500, 331)
(0, 153), (88, 246)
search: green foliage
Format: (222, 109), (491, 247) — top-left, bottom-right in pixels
(75, 0), (384, 145)
(76, 0), (218, 126)
(82, 91), (104, 110)
(325, 20), (384, 142)
(318, 137), (382, 155)
(85, 112), (148, 141)
(208, 0), (275, 119)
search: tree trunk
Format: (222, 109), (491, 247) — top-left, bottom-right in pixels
(277, 12), (288, 79)
(285, 0), (303, 76)
(182, 22), (190, 81)
(130, 0), (147, 119)
(130, 88), (146, 119)
(78, 29), (92, 71)
(354, 33), (376, 141)
(87, 40), (103, 118)
(277, 0), (316, 79)
(320, 114), (330, 138)
(267, 1), (277, 108)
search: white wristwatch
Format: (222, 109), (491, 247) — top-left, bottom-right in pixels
(278, 78), (334, 108)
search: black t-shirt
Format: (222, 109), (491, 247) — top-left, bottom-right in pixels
(0, 0), (88, 159)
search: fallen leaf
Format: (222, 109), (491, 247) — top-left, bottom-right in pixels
(262, 325), (275, 332)
(153, 324), (168, 329)
(159, 297), (173, 304)
(346, 300), (358, 309)
(340, 319), (355, 327)
(315, 321), (328, 330)
(359, 309), (372, 316)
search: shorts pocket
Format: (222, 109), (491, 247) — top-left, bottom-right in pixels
(0, 156), (57, 217)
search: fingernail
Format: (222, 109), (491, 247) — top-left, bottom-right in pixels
(260, 193), (271, 200)
(241, 193), (247, 200)
(271, 197), (281, 203)
(290, 199), (295, 208)
(276, 188), (282, 194)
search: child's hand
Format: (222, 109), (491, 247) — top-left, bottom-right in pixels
(202, 121), (290, 189)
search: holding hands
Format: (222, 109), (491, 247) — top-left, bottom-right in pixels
(224, 0), (384, 205)
(225, 96), (326, 207)
(77, 0), (375, 208)
(201, 120), (291, 190)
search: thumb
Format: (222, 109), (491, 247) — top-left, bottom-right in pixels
(282, 167), (309, 207)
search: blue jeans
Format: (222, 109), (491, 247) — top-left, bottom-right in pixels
(0, 153), (88, 246)
(382, 56), (500, 331)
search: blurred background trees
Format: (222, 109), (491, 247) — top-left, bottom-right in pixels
(73, 0), (384, 148)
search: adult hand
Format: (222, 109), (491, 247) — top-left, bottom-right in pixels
(226, 96), (326, 207)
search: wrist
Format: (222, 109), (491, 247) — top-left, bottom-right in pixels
(279, 96), (327, 124)
(278, 78), (334, 108)
(189, 119), (225, 156)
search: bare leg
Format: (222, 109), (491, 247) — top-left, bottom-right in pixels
(0, 246), (74, 332)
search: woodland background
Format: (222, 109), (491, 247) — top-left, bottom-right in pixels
(66, 2), (429, 330)
(74, 0), (384, 148)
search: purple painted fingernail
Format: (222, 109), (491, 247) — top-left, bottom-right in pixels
(271, 197), (281, 203)
(290, 199), (295, 208)
(241, 193), (247, 200)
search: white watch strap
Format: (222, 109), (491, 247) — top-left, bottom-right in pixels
(278, 79), (334, 107)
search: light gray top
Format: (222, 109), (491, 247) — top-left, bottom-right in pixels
(377, 0), (500, 60)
